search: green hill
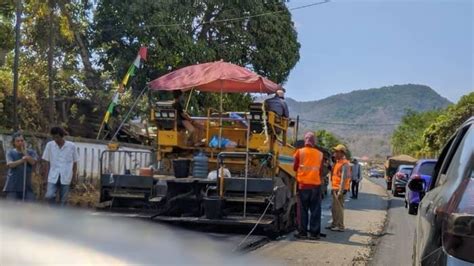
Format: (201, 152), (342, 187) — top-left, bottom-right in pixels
(287, 84), (452, 158)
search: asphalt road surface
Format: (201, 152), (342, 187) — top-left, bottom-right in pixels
(90, 209), (269, 252)
(255, 178), (387, 265)
(369, 177), (416, 266)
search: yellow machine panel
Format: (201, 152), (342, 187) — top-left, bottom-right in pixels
(274, 141), (296, 177)
(158, 130), (187, 146)
(248, 134), (270, 152)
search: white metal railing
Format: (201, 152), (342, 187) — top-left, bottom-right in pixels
(0, 133), (152, 184)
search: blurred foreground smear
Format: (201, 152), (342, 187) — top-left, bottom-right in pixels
(0, 202), (273, 265)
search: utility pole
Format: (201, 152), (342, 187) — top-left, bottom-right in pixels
(12, 0), (22, 130)
(48, 0), (55, 125)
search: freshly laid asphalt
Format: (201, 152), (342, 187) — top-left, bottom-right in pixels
(369, 177), (416, 266)
(91, 176), (415, 265)
(255, 178), (388, 265)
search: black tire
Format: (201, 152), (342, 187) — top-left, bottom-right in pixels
(282, 203), (297, 234)
(392, 183), (399, 197)
(408, 203), (417, 215)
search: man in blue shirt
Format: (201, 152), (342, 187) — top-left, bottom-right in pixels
(265, 88), (289, 118)
(3, 132), (37, 201)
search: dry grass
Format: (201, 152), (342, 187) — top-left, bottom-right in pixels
(29, 170), (99, 208)
(68, 183), (100, 208)
(31, 171), (45, 198)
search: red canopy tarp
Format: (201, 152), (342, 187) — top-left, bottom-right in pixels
(148, 61), (280, 93)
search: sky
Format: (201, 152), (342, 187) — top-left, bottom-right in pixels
(284, 0), (473, 102)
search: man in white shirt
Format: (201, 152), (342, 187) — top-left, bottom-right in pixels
(43, 127), (78, 206)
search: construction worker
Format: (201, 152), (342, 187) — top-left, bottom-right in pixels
(293, 132), (324, 240)
(327, 144), (351, 232)
(265, 87), (289, 118)
(172, 90), (201, 145)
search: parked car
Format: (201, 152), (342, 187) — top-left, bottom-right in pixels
(405, 159), (437, 215)
(410, 116), (474, 265)
(391, 164), (414, 197)
(384, 154), (417, 190)
(369, 169), (384, 178)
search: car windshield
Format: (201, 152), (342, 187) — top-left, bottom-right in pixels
(400, 168), (413, 175)
(419, 162), (436, 176)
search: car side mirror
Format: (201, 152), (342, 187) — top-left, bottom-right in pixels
(443, 213), (474, 262)
(408, 178), (425, 193)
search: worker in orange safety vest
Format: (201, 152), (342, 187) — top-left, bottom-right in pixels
(293, 132), (324, 240)
(327, 144), (351, 232)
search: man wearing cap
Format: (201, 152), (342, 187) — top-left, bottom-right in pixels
(265, 88), (289, 118)
(293, 132), (324, 240)
(328, 144), (351, 232)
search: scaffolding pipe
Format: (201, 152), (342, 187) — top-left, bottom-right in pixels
(243, 116), (250, 218)
(110, 86), (148, 141)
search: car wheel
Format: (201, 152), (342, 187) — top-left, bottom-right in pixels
(408, 203), (417, 215)
(391, 182), (399, 196)
(393, 189), (399, 197)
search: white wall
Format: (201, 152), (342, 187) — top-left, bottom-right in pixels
(0, 134), (152, 183)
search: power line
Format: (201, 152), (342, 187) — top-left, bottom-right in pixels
(141, 0), (330, 29)
(96, 1), (330, 43)
(299, 118), (398, 127)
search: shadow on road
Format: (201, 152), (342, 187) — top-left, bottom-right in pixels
(314, 228), (385, 247)
(367, 177), (416, 266)
(344, 191), (388, 212)
(314, 181), (388, 247)
(389, 196), (406, 208)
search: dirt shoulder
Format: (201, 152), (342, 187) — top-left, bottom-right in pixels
(254, 178), (389, 265)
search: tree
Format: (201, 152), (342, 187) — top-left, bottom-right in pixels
(390, 92), (473, 157)
(0, 0), (95, 131)
(391, 110), (441, 157)
(93, 0), (300, 113)
(314, 129), (352, 158)
(315, 129), (341, 151)
(423, 92), (474, 153)
(1, 0), (301, 133)
(0, 0), (14, 66)
(57, 0), (102, 92)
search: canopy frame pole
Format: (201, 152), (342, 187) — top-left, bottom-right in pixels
(184, 87), (194, 112)
(295, 115), (300, 144)
(218, 81), (223, 148)
(243, 116), (250, 218)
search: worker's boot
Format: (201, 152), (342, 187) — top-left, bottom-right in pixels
(294, 231), (308, 239)
(308, 233), (320, 240)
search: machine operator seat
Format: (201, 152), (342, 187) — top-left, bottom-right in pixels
(248, 102), (288, 134)
(249, 102), (264, 132)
